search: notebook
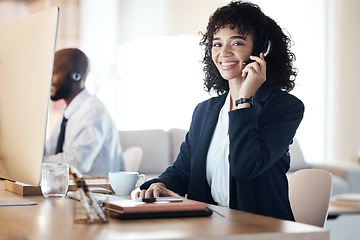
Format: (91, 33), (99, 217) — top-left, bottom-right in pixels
(104, 197), (213, 219)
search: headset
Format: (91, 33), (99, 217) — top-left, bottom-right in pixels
(243, 35), (272, 66)
(69, 50), (83, 82)
(70, 71), (82, 82)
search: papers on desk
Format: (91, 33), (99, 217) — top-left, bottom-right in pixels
(0, 197), (37, 206)
(331, 193), (360, 209)
(104, 198), (213, 219)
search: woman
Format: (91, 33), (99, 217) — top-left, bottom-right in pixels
(135, 0), (304, 221)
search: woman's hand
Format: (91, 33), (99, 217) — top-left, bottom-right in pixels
(132, 182), (181, 199)
(239, 52), (267, 97)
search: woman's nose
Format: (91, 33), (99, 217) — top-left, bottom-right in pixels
(220, 45), (232, 57)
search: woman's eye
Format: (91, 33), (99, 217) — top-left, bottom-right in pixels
(232, 41), (242, 46)
(213, 42), (221, 47)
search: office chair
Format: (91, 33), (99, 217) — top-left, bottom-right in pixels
(288, 168), (332, 227)
(123, 146), (143, 172)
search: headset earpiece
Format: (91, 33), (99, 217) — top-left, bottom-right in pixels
(71, 72), (82, 82)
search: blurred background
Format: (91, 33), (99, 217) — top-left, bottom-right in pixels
(0, 0), (359, 166)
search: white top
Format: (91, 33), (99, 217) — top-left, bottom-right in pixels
(44, 89), (124, 176)
(206, 93), (230, 206)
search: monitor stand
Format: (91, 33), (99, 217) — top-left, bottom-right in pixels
(4, 180), (42, 196)
(4, 179), (113, 196)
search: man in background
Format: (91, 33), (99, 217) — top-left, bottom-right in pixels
(44, 48), (124, 176)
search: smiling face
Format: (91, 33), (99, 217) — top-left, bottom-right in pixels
(211, 26), (254, 82)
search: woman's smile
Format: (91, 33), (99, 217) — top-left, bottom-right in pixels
(220, 60), (239, 70)
(211, 26), (253, 80)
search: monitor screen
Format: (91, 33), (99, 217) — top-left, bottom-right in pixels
(0, 7), (59, 186)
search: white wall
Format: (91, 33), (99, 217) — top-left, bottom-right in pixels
(79, 0), (120, 119)
(326, 0), (360, 163)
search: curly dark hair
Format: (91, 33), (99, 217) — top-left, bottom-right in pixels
(199, 0), (297, 95)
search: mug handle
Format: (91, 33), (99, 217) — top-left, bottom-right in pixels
(136, 174), (147, 188)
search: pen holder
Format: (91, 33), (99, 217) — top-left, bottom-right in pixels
(73, 192), (108, 224)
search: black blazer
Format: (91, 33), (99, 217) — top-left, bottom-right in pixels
(141, 84), (304, 221)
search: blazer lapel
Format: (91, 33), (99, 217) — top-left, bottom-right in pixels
(192, 93), (227, 175)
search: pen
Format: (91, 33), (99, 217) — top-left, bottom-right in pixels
(79, 188), (94, 222)
(136, 197), (184, 203)
(87, 192), (108, 223)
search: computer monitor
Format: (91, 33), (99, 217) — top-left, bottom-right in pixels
(0, 7), (59, 186)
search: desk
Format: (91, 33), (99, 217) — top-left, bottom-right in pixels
(0, 181), (328, 240)
(328, 194), (360, 219)
(328, 204), (360, 219)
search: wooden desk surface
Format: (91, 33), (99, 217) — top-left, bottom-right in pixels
(328, 203), (360, 218)
(0, 180), (329, 240)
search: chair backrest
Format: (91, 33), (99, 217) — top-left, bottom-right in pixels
(119, 129), (171, 174)
(123, 146), (144, 172)
(289, 138), (310, 172)
(288, 169), (332, 227)
(168, 128), (187, 163)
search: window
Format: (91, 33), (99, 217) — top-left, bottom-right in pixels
(115, 34), (210, 131)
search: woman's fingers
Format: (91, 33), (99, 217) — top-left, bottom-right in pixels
(131, 187), (141, 200)
(136, 184), (181, 199)
(242, 53), (266, 80)
(153, 186), (161, 198)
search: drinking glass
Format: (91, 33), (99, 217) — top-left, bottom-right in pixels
(41, 163), (69, 198)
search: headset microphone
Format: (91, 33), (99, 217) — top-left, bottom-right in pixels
(71, 72), (82, 82)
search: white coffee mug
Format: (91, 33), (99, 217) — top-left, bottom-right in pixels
(109, 171), (147, 195)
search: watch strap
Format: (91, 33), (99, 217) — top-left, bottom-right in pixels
(235, 96), (254, 107)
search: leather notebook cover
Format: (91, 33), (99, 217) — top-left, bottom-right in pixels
(104, 198), (213, 219)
